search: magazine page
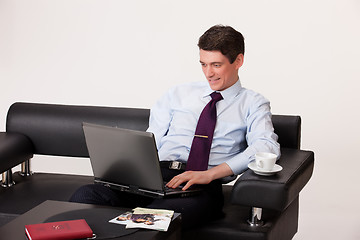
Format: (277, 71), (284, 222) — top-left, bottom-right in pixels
(109, 211), (133, 225)
(109, 207), (174, 232)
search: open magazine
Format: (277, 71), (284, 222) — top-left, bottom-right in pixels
(109, 207), (174, 232)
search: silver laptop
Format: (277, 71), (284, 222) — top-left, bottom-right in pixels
(82, 122), (201, 198)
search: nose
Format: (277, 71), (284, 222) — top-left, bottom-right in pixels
(204, 66), (214, 78)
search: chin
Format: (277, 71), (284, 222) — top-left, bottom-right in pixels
(208, 82), (223, 91)
(209, 84), (224, 91)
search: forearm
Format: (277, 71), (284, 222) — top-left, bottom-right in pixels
(206, 162), (234, 181)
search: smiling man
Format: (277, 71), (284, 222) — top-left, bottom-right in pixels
(151, 25), (279, 190)
(146, 25), (280, 226)
(70, 25), (280, 229)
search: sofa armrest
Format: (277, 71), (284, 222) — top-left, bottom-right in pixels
(230, 148), (314, 211)
(0, 132), (34, 173)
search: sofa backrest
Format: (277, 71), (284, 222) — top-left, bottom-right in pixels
(272, 115), (301, 149)
(6, 102), (150, 157)
(6, 102), (301, 158)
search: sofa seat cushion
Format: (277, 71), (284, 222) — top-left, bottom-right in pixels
(0, 172), (93, 215)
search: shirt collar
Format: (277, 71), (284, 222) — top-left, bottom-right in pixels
(202, 79), (243, 103)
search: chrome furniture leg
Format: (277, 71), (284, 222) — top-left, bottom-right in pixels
(2, 169), (15, 187)
(20, 159), (33, 176)
(247, 207), (264, 226)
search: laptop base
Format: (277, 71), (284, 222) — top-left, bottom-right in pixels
(94, 179), (201, 199)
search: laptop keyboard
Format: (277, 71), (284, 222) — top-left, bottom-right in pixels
(164, 182), (184, 192)
(165, 185), (180, 192)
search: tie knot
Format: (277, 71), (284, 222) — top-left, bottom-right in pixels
(210, 92), (223, 102)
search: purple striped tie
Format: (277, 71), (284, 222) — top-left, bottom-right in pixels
(186, 92), (223, 171)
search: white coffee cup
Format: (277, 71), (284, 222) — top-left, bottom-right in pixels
(255, 152), (277, 171)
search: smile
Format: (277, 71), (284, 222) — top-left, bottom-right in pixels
(209, 78), (220, 82)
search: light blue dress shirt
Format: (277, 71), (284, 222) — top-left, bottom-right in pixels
(147, 80), (280, 175)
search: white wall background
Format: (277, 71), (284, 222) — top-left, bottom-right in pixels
(1, 0), (359, 239)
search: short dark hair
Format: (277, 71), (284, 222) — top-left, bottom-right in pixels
(198, 25), (245, 64)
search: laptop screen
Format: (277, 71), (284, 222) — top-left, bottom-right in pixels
(83, 123), (165, 192)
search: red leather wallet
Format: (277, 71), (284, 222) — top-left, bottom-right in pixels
(25, 219), (93, 240)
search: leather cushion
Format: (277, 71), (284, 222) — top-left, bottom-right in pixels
(0, 132), (33, 173)
(6, 102), (150, 157)
(230, 148), (314, 211)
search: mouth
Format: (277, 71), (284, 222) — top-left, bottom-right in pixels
(208, 78), (220, 83)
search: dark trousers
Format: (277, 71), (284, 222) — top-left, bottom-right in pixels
(69, 168), (224, 229)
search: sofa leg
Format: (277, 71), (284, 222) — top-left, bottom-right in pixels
(247, 207), (264, 226)
(20, 160), (33, 176)
(1, 170), (15, 188)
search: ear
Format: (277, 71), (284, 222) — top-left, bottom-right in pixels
(234, 54), (244, 69)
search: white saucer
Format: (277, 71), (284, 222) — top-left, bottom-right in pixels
(248, 162), (283, 176)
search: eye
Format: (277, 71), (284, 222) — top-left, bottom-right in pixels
(213, 63), (221, 68)
(200, 63), (207, 67)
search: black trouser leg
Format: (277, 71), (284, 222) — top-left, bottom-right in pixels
(69, 167), (224, 229)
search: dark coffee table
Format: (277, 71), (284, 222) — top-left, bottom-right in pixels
(0, 200), (181, 240)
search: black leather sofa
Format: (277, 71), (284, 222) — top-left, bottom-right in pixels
(0, 102), (314, 240)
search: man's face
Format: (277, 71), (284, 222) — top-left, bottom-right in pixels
(199, 49), (243, 91)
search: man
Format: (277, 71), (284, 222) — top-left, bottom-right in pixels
(70, 25), (280, 229)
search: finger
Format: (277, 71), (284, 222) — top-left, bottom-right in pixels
(182, 180), (193, 191)
(166, 175), (185, 188)
(172, 177), (187, 189)
(166, 178), (177, 188)
(166, 176), (176, 186)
